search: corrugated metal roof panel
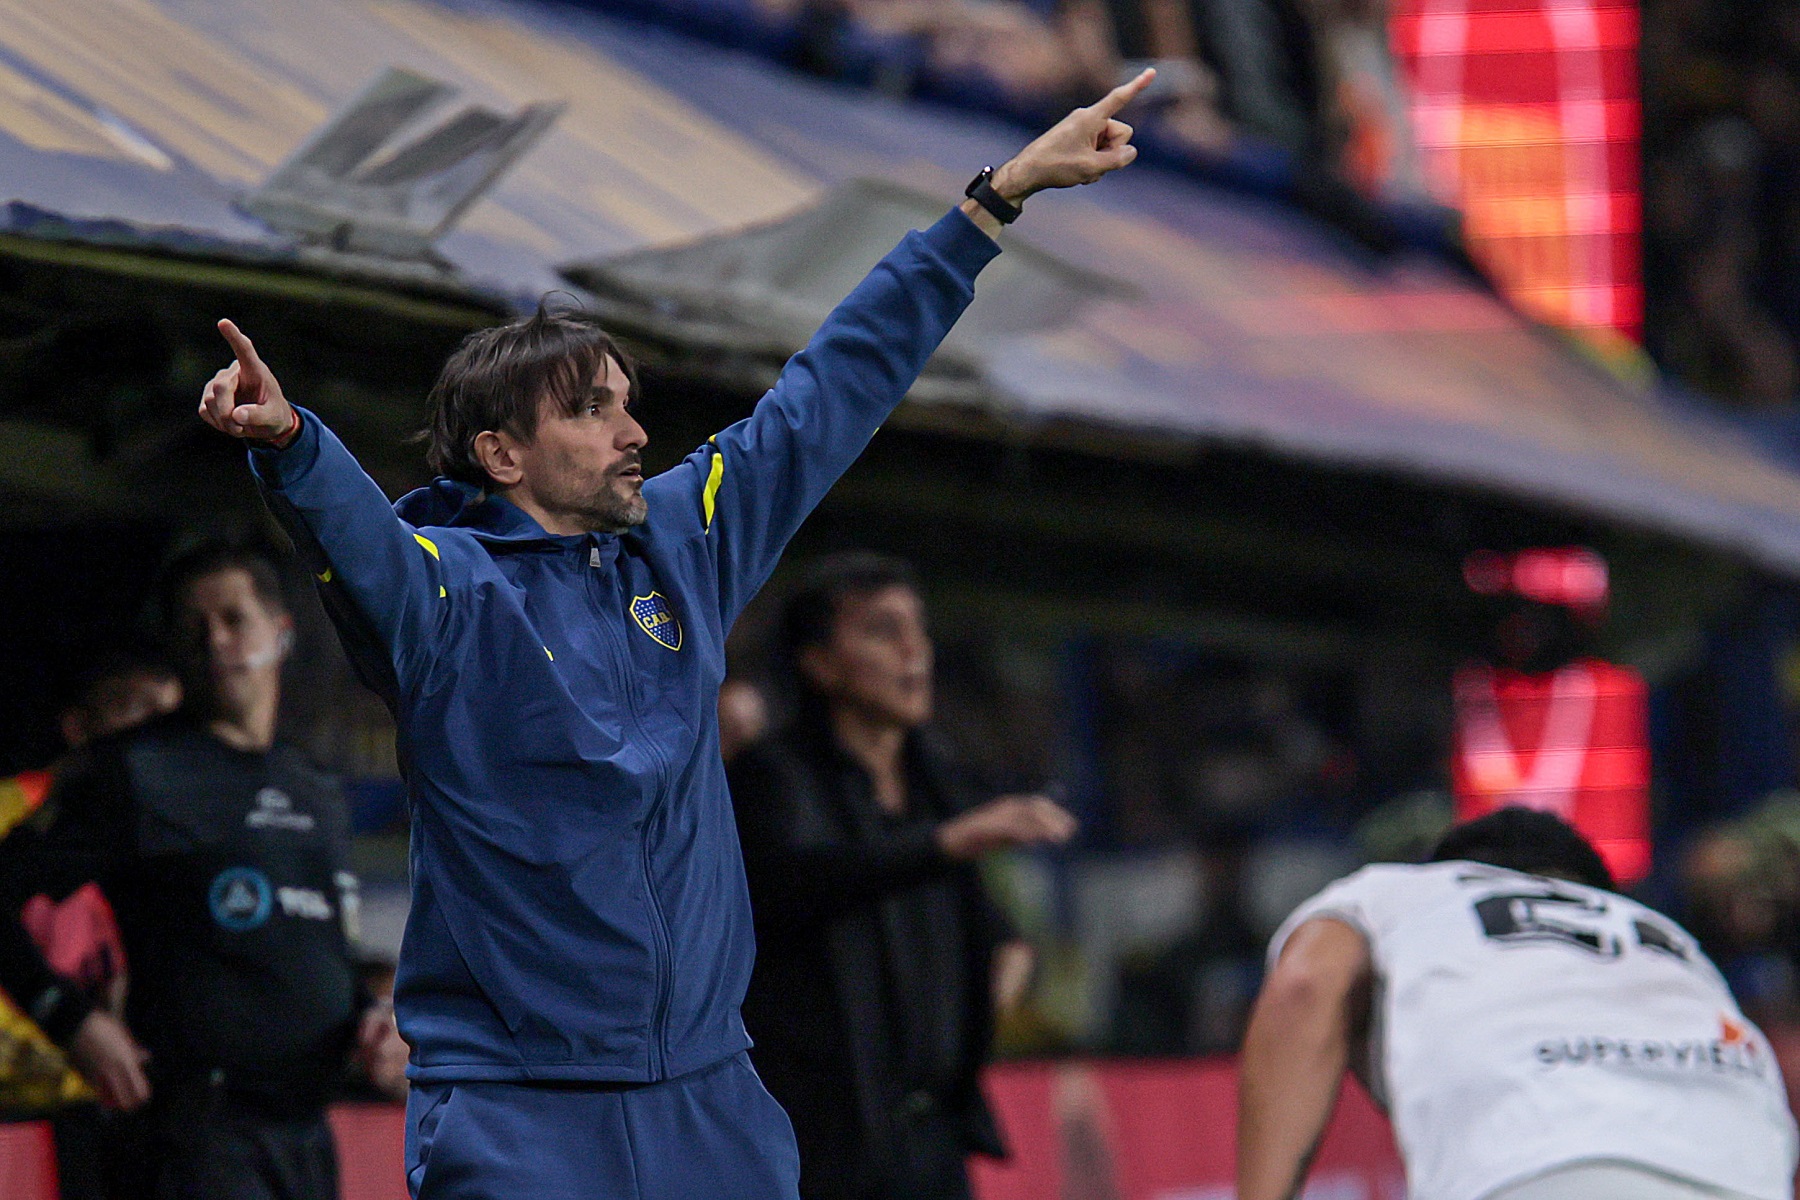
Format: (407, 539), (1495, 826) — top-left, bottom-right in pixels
(3, 0), (1800, 571)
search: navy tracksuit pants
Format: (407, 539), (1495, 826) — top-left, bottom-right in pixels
(405, 1052), (802, 1199)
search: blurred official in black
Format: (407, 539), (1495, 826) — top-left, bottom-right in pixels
(0, 541), (405, 1200)
(730, 553), (1075, 1200)
(0, 650), (182, 1200)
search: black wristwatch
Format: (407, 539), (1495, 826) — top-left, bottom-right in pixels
(964, 166), (1022, 225)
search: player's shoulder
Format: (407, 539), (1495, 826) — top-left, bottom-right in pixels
(1311, 860), (1457, 905)
(1285, 861), (1498, 937)
(1273, 863), (1404, 948)
(1426, 857), (1620, 902)
(110, 712), (217, 773)
(1411, 860), (1678, 934)
(28, 717), (192, 827)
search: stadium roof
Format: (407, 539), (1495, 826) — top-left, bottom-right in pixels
(5, 0), (1800, 573)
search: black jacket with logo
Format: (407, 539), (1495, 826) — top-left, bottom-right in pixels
(0, 715), (361, 1114)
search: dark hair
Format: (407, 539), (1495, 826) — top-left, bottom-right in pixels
(150, 538), (288, 642)
(775, 551), (920, 700)
(1428, 808), (1615, 891)
(425, 303), (638, 487)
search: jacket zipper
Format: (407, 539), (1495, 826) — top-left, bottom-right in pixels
(587, 544), (674, 1078)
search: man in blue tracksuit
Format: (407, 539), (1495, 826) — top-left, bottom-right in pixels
(194, 73), (1153, 1198)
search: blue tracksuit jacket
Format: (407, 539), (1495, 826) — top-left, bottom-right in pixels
(249, 207), (1000, 1085)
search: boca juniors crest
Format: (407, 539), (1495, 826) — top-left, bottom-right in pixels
(630, 592), (683, 651)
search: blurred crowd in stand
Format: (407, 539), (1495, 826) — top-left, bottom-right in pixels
(1684, 796), (1800, 1025)
(584, 0), (1426, 212)
(1644, 0), (1800, 406)
(596, 0), (1800, 402)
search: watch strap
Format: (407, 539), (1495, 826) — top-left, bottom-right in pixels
(964, 167), (1022, 225)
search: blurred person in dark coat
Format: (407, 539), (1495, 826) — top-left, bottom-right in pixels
(0, 541), (405, 1200)
(729, 552), (1074, 1200)
(0, 651), (180, 1200)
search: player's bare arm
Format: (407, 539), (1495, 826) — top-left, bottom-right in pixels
(1237, 917), (1373, 1200)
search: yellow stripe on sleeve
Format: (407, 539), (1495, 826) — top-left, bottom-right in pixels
(702, 440), (725, 530)
(413, 533), (441, 559)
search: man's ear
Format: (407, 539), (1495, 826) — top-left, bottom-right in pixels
(473, 430), (525, 488)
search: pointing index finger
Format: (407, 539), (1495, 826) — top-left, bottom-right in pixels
(216, 319), (263, 370)
(1093, 67), (1156, 119)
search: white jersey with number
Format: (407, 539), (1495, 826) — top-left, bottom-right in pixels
(1271, 862), (1798, 1200)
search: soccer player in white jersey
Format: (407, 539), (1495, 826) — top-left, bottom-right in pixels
(1237, 808), (1798, 1200)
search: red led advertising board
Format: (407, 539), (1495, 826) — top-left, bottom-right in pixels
(1391, 0), (1642, 344)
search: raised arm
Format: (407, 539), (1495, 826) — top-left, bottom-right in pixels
(1237, 917), (1373, 1200)
(674, 71), (1157, 624)
(199, 322), (447, 702)
(958, 66), (1155, 234)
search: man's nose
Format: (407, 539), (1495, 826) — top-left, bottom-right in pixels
(620, 411), (648, 450)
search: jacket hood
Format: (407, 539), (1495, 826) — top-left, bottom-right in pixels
(395, 478), (579, 547)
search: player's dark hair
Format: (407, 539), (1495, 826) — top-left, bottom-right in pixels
(776, 551), (921, 706)
(424, 302), (639, 487)
(1428, 808), (1615, 891)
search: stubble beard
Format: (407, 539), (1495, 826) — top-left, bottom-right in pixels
(532, 454), (648, 534)
(575, 477), (647, 534)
